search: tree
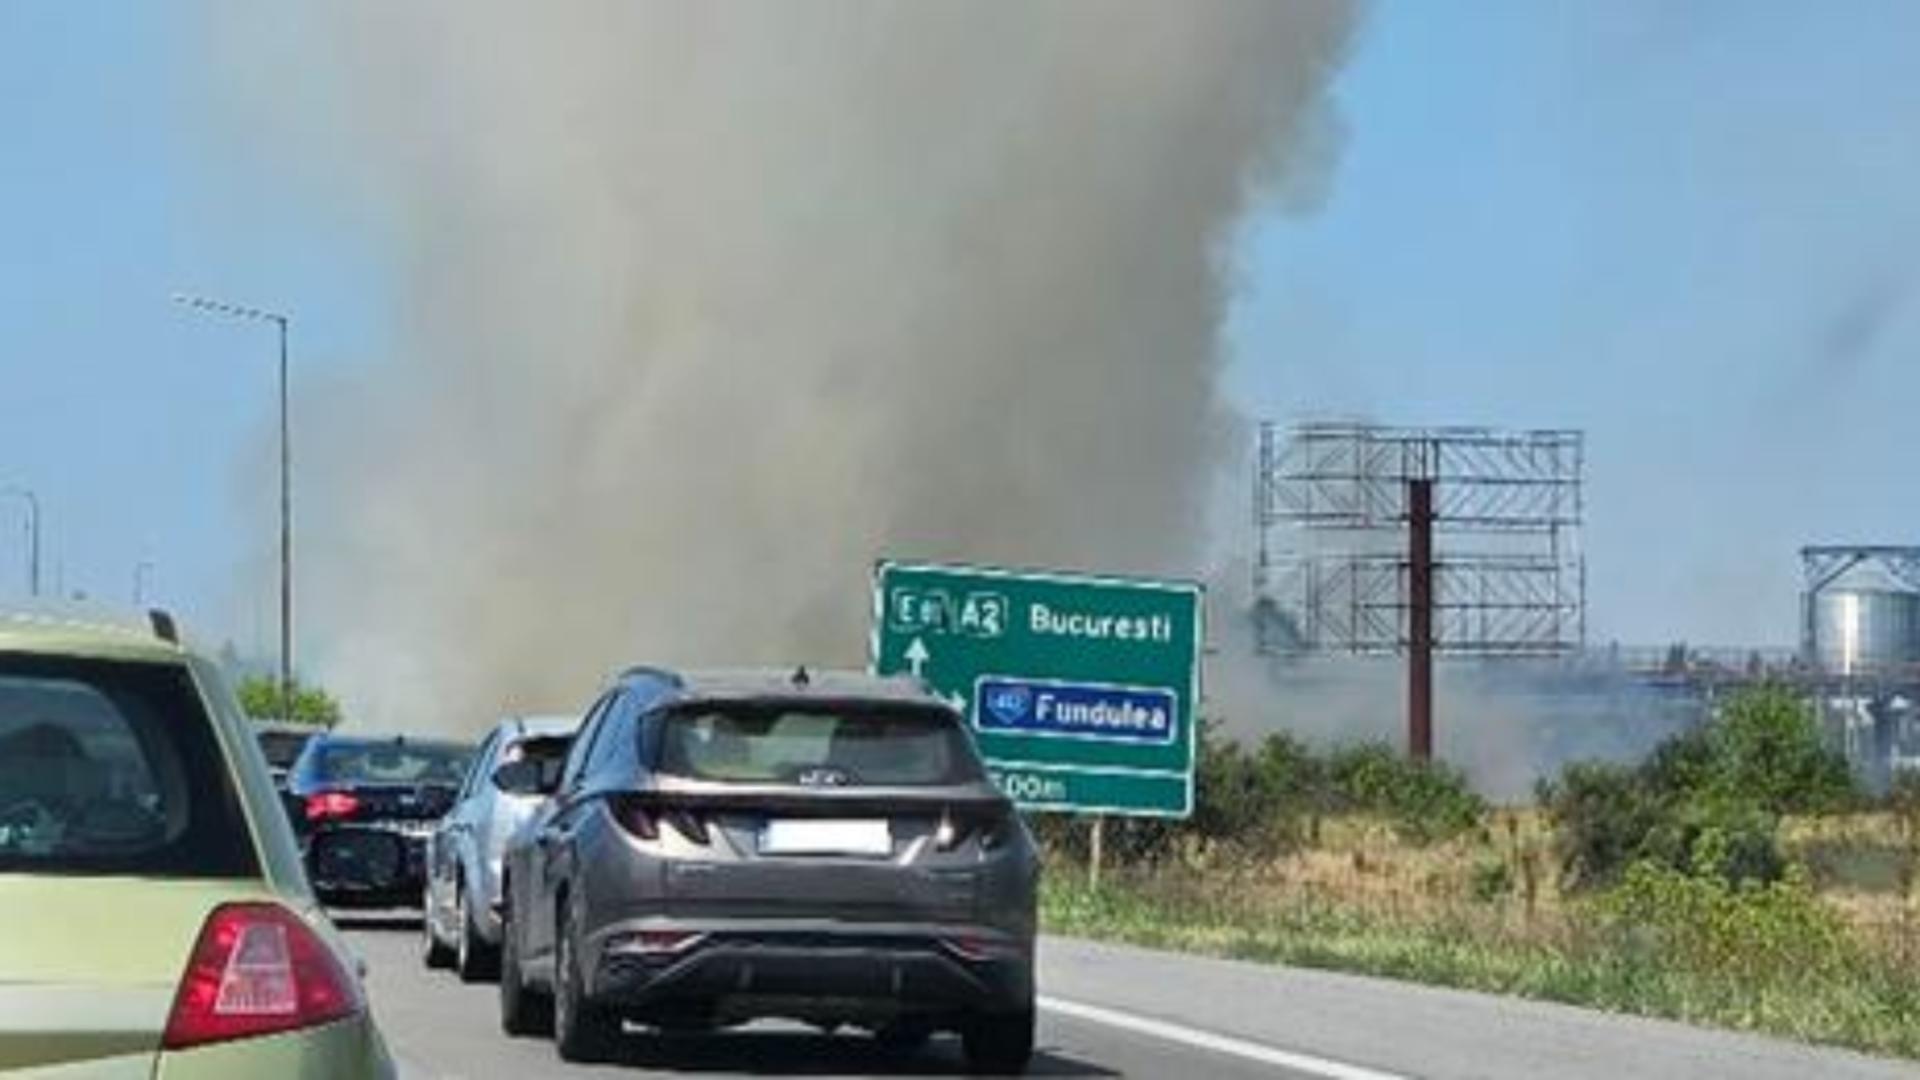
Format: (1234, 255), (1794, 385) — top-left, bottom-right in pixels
(1704, 686), (1853, 814)
(237, 675), (342, 729)
(1542, 686), (1854, 890)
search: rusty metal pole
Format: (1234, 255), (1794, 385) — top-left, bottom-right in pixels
(1408, 479), (1435, 761)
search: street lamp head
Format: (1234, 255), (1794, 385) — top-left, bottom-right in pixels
(172, 292), (287, 326)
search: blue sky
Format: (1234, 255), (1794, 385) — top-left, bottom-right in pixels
(0, 2), (380, 652)
(2, 2), (1915, 655)
(1226, 0), (1920, 645)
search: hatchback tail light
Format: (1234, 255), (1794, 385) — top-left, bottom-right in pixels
(303, 791), (360, 822)
(162, 903), (364, 1050)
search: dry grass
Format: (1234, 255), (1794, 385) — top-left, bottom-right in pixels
(1782, 810), (1920, 968)
(1145, 809), (1920, 949)
(1043, 810), (1920, 1059)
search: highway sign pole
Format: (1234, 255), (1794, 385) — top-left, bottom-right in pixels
(1089, 815), (1105, 890)
(872, 560), (1203, 820)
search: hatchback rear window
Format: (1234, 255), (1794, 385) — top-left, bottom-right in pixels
(657, 704), (984, 786)
(503, 735), (571, 790)
(0, 654), (257, 878)
(311, 740), (470, 785)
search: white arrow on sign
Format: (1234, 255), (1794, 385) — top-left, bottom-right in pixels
(905, 637), (931, 677)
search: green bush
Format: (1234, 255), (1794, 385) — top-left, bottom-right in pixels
(1469, 856), (1515, 902)
(1537, 761), (1661, 889)
(1031, 722), (1308, 864)
(1642, 795), (1784, 888)
(1327, 743), (1485, 845)
(1704, 688), (1853, 814)
(236, 675), (341, 728)
(1543, 687), (1852, 891)
(1601, 856), (1857, 982)
(1030, 725), (1484, 866)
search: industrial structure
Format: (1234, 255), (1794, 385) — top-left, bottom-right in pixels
(1799, 546), (1920, 789)
(1551, 546), (1920, 790)
(1253, 421), (1586, 758)
(1801, 546), (1920, 678)
(1246, 421), (1919, 788)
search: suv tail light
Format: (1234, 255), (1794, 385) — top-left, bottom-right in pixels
(665, 809), (711, 845)
(609, 796), (659, 841)
(303, 791), (360, 822)
(610, 796), (711, 845)
(163, 903), (364, 1050)
(937, 808), (1015, 852)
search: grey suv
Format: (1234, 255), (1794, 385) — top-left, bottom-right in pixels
(497, 667), (1039, 1072)
(423, 713), (577, 980)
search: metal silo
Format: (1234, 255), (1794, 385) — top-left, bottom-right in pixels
(1801, 547), (1920, 676)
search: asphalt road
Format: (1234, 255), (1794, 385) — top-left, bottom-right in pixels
(343, 917), (1920, 1080)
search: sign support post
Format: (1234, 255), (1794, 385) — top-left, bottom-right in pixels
(1089, 815), (1105, 891)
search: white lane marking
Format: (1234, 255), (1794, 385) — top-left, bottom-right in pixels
(1040, 995), (1411, 1080)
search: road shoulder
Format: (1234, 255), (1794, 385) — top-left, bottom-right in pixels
(1039, 935), (1920, 1080)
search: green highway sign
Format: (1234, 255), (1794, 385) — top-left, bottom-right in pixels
(871, 561), (1201, 818)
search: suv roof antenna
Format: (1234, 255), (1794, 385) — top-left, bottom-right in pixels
(148, 609), (179, 645)
(791, 665), (812, 688)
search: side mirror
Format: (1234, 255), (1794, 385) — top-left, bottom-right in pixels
(492, 759), (553, 796)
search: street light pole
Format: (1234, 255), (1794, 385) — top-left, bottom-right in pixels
(276, 313), (292, 726)
(174, 293), (294, 724)
(0, 486), (40, 598)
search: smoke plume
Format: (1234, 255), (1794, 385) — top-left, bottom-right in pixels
(200, 2), (1357, 731)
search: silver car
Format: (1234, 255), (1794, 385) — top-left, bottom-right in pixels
(423, 714), (577, 981)
(496, 667), (1039, 1072)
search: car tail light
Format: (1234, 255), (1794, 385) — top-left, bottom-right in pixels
(665, 809), (711, 845)
(610, 796), (659, 841)
(162, 903), (364, 1050)
(611, 797), (710, 845)
(937, 809), (1014, 852)
(943, 935), (997, 962)
(303, 791), (360, 822)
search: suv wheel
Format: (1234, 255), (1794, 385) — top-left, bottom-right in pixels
(963, 1007), (1035, 1075)
(455, 880), (500, 982)
(497, 899), (552, 1037)
(421, 889), (454, 970)
(554, 905), (623, 1063)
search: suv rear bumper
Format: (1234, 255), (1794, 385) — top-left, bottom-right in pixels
(587, 925), (1032, 1022)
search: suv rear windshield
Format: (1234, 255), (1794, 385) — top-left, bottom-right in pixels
(311, 740), (470, 785)
(0, 653), (257, 878)
(656, 703), (985, 787)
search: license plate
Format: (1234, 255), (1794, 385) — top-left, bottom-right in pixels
(758, 819), (892, 857)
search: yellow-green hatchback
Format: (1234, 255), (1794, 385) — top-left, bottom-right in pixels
(0, 612), (394, 1078)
